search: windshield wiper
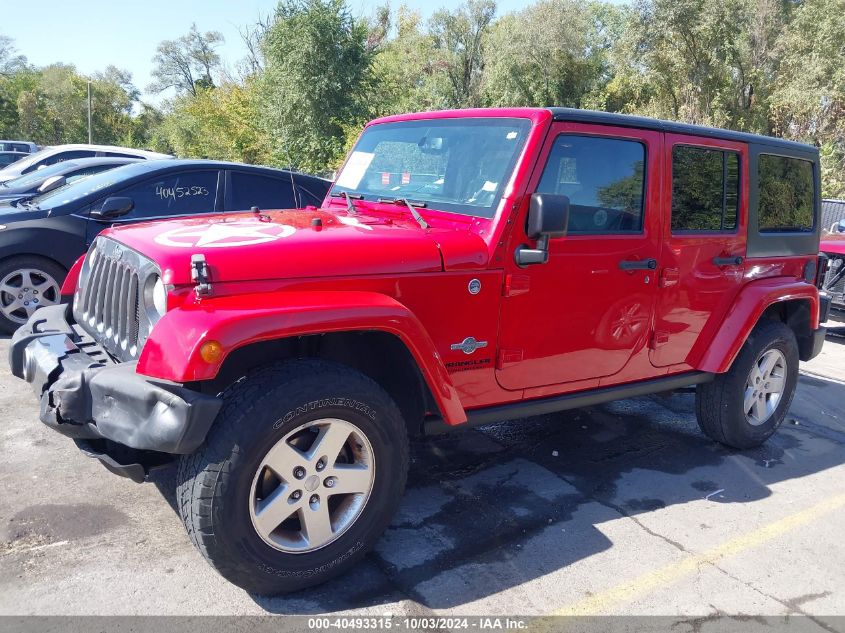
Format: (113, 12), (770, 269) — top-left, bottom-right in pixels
(378, 197), (429, 230)
(330, 190), (363, 215)
(10, 195), (34, 208)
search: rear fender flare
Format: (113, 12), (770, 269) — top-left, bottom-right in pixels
(694, 278), (819, 373)
(136, 290), (467, 425)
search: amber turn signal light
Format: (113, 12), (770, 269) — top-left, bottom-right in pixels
(199, 340), (224, 364)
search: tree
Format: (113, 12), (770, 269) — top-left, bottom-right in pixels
(370, 6), (451, 115)
(259, 0), (374, 172)
(149, 24), (224, 97)
(770, 0), (845, 198)
(428, 0), (496, 108)
(156, 80), (271, 163)
(10, 63), (139, 145)
(599, 0), (778, 130)
(0, 35), (27, 76)
(483, 0), (613, 108)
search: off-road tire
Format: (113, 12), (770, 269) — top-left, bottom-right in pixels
(695, 320), (799, 449)
(0, 256), (65, 334)
(176, 359), (409, 594)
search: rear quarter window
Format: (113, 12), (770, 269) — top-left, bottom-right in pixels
(758, 154), (815, 233)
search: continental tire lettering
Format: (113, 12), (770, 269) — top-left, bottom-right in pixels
(256, 541), (365, 577)
(274, 397), (377, 429)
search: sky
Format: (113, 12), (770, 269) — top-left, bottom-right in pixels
(2, 0), (534, 104)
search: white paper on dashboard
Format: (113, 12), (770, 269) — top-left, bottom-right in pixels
(335, 151), (375, 189)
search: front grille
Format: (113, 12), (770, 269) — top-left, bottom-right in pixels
(74, 237), (158, 361)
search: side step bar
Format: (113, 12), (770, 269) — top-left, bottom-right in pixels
(424, 371), (714, 435)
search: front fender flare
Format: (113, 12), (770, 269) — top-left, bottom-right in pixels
(693, 278), (819, 374)
(137, 290), (467, 425)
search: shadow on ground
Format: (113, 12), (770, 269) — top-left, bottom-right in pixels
(148, 372), (845, 614)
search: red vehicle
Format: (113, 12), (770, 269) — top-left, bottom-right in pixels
(10, 108), (829, 594)
(820, 228), (845, 314)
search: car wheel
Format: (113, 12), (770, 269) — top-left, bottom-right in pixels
(0, 256), (65, 334)
(176, 359), (409, 594)
(695, 320), (799, 449)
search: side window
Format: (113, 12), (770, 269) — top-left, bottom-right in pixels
(105, 151), (141, 159)
(537, 135), (646, 234)
(66, 165), (114, 185)
(227, 171), (297, 211)
(113, 170), (218, 219)
(671, 145), (740, 232)
(758, 154), (815, 232)
(21, 150), (97, 174)
(42, 150), (96, 166)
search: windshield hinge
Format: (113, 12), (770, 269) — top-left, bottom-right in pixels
(191, 254), (212, 297)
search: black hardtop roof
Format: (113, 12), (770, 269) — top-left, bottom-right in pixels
(547, 108), (817, 154)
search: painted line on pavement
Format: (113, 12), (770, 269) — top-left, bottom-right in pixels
(550, 493), (845, 616)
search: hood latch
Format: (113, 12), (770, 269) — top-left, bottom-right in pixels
(191, 254), (212, 297)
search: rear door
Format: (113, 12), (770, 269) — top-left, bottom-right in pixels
(650, 135), (747, 367)
(496, 123), (662, 391)
(224, 170), (300, 211)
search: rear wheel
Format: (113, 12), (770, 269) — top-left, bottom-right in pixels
(696, 320), (799, 449)
(176, 359), (409, 594)
(0, 256), (64, 334)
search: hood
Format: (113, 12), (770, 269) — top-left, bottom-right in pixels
(104, 208), (488, 285)
(0, 200), (53, 222)
(821, 234), (845, 256)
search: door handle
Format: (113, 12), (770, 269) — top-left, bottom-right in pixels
(712, 256), (744, 267)
(619, 258), (657, 271)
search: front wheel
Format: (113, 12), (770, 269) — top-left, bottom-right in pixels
(696, 320), (799, 449)
(176, 360), (409, 594)
(0, 256), (65, 334)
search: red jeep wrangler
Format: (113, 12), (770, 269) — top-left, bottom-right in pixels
(9, 108), (829, 594)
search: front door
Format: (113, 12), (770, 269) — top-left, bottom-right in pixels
(496, 123), (663, 391)
(85, 170), (222, 246)
(650, 135), (747, 368)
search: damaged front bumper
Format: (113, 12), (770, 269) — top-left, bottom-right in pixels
(9, 304), (222, 481)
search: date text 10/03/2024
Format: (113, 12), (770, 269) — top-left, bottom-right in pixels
(307, 617), (528, 630)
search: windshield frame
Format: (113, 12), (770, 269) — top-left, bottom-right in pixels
(331, 117), (533, 219)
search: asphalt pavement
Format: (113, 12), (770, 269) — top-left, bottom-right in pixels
(2, 328), (845, 627)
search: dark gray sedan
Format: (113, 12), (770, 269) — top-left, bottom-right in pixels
(0, 159), (330, 332)
(0, 157), (141, 201)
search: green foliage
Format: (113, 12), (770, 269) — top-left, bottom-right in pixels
(3, 63), (139, 145)
(155, 81), (271, 163)
(2, 0), (845, 199)
(259, 0), (374, 172)
(483, 0), (615, 108)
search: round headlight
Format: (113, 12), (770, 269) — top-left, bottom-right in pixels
(152, 276), (167, 317)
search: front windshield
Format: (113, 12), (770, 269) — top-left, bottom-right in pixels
(26, 161), (153, 209)
(332, 117), (532, 218)
(1, 160), (80, 189)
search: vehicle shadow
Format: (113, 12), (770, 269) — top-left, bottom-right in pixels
(149, 374), (845, 614)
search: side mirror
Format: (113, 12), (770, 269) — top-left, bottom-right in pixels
(516, 193), (569, 266)
(37, 175), (66, 194)
(90, 196), (134, 221)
